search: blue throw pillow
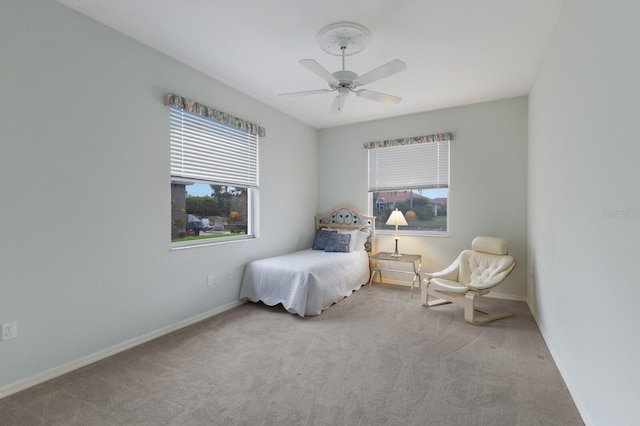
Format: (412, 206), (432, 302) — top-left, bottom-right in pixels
(324, 232), (351, 253)
(312, 228), (337, 250)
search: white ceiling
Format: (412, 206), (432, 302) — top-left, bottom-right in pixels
(57, 0), (564, 129)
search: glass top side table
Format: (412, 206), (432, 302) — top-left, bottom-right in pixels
(368, 252), (422, 297)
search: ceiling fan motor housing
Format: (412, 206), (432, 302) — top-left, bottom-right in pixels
(331, 70), (358, 90)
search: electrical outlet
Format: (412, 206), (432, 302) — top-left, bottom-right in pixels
(1, 321), (17, 341)
(207, 275), (214, 286)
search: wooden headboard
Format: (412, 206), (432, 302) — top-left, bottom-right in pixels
(315, 206), (376, 253)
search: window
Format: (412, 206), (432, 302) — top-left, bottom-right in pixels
(166, 94), (263, 247)
(366, 134), (451, 234)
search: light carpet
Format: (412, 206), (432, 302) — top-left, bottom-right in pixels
(0, 284), (583, 425)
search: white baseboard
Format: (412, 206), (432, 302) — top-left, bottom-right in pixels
(370, 278), (417, 287)
(485, 291), (528, 302)
(0, 299), (246, 400)
(373, 278), (528, 302)
(526, 301), (591, 426)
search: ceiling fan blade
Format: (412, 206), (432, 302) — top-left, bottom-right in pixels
(299, 59), (340, 84)
(356, 89), (402, 105)
(278, 89), (335, 97)
(330, 94), (346, 113)
(353, 59), (407, 86)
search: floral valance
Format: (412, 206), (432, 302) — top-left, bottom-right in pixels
(363, 132), (452, 150)
(164, 93), (266, 137)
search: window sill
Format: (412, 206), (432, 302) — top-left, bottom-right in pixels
(376, 230), (449, 238)
(171, 235), (256, 250)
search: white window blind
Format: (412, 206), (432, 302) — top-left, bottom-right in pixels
(368, 141), (449, 191)
(169, 106), (259, 187)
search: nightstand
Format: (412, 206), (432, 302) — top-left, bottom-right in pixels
(368, 252), (422, 297)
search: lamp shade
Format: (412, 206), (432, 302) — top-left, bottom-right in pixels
(386, 208), (408, 226)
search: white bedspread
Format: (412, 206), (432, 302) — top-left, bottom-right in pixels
(239, 249), (370, 317)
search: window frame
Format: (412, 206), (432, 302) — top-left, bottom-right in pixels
(366, 138), (450, 237)
(168, 105), (259, 248)
(170, 183), (257, 249)
(367, 189), (449, 237)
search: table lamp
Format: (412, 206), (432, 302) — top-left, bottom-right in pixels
(386, 208), (408, 257)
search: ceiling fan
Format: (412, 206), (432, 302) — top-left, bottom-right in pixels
(279, 22), (407, 113)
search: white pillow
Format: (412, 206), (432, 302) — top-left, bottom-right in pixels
(354, 230), (369, 252)
(335, 229), (357, 252)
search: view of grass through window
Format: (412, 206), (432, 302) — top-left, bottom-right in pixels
(171, 182), (248, 242)
(372, 188), (448, 233)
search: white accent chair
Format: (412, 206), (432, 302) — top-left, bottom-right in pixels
(422, 236), (516, 325)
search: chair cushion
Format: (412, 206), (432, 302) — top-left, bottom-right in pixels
(463, 252), (515, 290)
(429, 278), (468, 293)
(471, 236), (510, 255)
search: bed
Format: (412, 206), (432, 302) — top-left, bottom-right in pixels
(239, 206), (375, 316)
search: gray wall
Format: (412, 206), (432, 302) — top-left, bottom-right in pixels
(528, 0), (640, 424)
(0, 0), (318, 391)
(318, 97), (528, 297)
(4, 1), (636, 423)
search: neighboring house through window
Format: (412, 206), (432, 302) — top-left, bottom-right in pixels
(366, 133), (451, 234)
(165, 93), (264, 247)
